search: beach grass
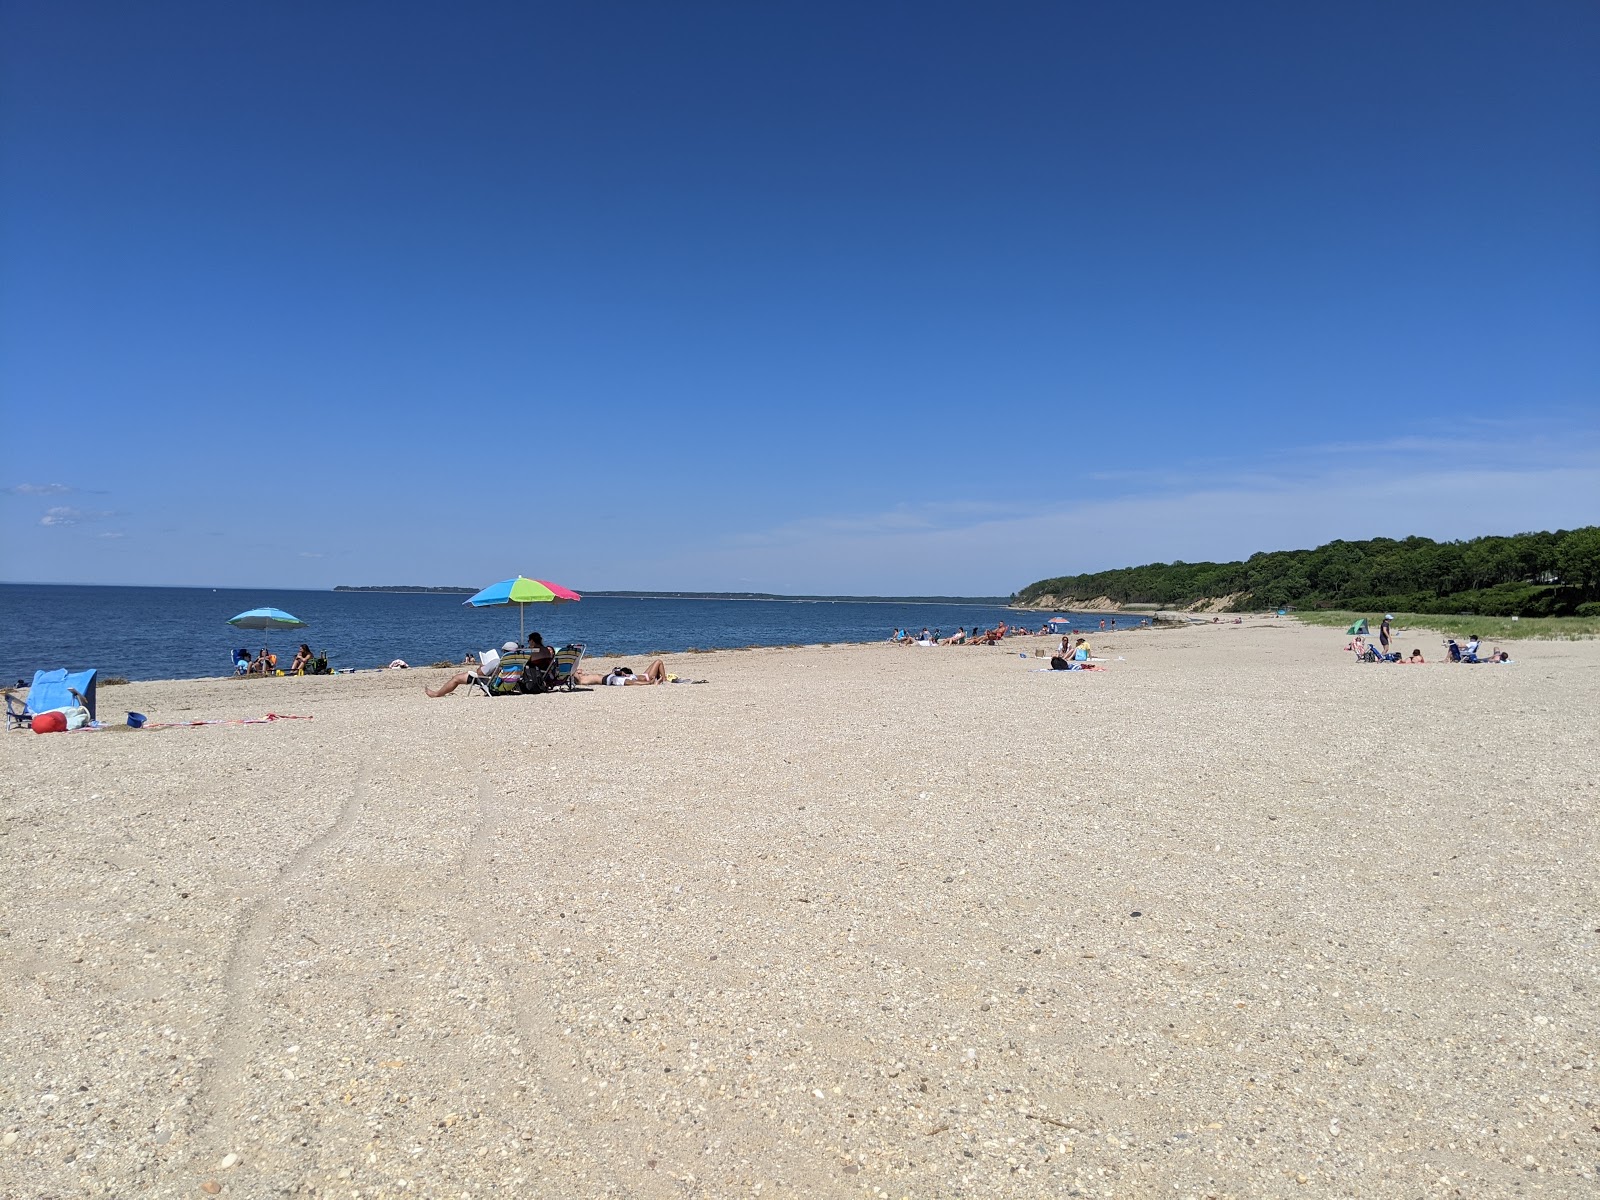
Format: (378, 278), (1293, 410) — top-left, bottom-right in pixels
(1291, 609), (1600, 641)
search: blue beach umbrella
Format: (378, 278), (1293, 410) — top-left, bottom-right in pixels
(227, 607), (308, 632)
(227, 607), (308, 670)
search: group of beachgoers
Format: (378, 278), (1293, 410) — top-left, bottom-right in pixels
(1348, 617), (1513, 665)
(425, 632), (678, 698)
(892, 622), (1015, 646)
(233, 644), (329, 676)
(892, 614), (1146, 648)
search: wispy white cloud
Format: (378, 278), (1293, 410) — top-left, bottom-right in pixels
(5, 482), (73, 495)
(96, 531), (126, 540)
(637, 436), (1600, 594)
(299, 551), (326, 559)
(40, 506), (117, 527)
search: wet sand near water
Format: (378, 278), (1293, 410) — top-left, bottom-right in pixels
(2, 619), (1596, 1196)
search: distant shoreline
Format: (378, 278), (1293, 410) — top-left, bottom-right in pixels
(333, 585), (477, 594)
(333, 586), (1013, 604)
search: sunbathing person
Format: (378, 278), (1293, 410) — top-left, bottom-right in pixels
(574, 660), (669, 686)
(940, 628), (967, 645)
(289, 644), (313, 675)
(248, 648), (277, 675)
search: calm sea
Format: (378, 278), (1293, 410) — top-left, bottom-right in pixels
(0, 585), (1111, 683)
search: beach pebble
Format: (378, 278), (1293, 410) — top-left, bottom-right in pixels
(201, 1183), (221, 1195)
(2, 1131), (16, 1147)
(220, 1152), (239, 1168)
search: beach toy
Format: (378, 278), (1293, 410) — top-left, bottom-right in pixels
(32, 710), (67, 734)
(127, 712), (147, 728)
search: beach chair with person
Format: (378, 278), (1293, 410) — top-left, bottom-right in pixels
(474, 651), (534, 695)
(541, 643), (587, 692)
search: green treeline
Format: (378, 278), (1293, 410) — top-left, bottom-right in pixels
(1016, 527), (1600, 617)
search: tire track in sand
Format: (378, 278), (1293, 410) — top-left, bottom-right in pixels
(453, 771), (643, 1196)
(177, 768), (368, 1180)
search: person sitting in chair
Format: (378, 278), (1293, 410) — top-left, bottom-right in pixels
(289, 644), (313, 675)
(248, 648), (277, 675)
(232, 648), (252, 676)
(426, 633), (553, 697)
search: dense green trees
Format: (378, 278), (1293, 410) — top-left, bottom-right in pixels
(1016, 527), (1600, 616)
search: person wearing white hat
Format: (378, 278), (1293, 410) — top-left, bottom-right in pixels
(1379, 614), (1393, 656)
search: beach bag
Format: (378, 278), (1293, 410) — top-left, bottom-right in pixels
(32, 710), (67, 734)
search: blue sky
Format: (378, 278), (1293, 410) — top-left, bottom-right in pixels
(2, 2), (1596, 594)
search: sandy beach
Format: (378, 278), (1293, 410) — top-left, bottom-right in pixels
(2, 618), (1596, 1198)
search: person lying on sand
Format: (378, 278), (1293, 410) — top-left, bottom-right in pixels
(574, 660), (669, 686)
(939, 629), (967, 644)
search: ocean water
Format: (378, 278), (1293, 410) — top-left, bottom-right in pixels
(0, 584), (1115, 683)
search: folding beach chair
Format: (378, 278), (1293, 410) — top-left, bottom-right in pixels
(470, 650), (542, 697)
(4, 691), (31, 730)
(543, 643), (586, 692)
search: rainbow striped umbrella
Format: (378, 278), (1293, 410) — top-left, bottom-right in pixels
(463, 576), (582, 638)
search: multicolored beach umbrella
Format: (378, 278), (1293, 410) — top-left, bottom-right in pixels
(463, 577), (582, 638)
(227, 607), (308, 632)
(1045, 615), (1073, 626)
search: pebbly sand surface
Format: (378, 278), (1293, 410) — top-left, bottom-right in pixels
(1, 619), (1596, 1198)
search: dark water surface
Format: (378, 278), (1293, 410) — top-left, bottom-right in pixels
(0, 585), (1110, 682)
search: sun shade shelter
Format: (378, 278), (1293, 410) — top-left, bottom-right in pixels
(1346, 619), (1369, 635)
(463, 577), (582, 640)
(227, 607), (308, 632)
(22, 668), (97, 723)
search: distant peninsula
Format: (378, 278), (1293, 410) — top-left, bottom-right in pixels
(334, 585), (478, 594)
(334, 585), (1010, 604)
(582, 591), (1011, 604)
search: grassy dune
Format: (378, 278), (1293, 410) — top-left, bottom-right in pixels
(1291, 609), (1600, 641)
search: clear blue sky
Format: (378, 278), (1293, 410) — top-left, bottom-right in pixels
(3, 2), (1596, 593)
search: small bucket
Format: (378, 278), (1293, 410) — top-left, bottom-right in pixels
(126, 712), (147, 729)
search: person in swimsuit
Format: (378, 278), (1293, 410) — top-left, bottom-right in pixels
(289, 644), (313, 675)
(574, 660), (669, 686)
